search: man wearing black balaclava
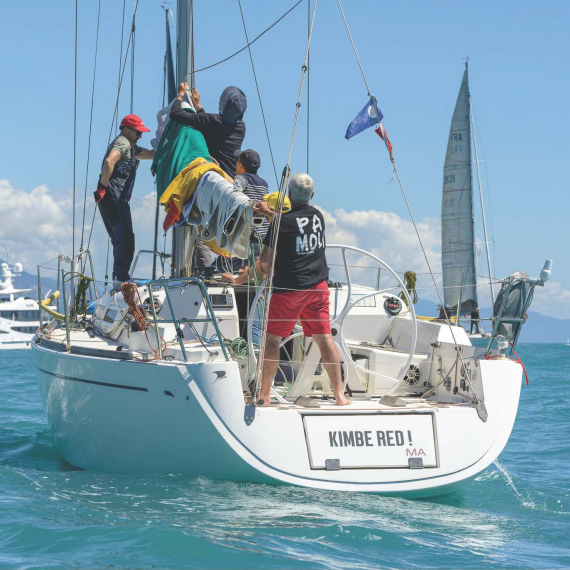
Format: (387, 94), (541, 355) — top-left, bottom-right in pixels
(170, 82), (247, 178)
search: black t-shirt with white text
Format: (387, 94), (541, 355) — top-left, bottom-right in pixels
(263, 205), (328, 291)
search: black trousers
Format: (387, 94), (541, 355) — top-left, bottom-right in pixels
(99, 194), (135, 281)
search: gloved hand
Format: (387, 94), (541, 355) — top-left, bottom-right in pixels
(94, 182), (107, 203)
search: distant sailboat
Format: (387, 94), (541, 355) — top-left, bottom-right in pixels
(566, 338), (570, 346)
(441, 62), (493, 345)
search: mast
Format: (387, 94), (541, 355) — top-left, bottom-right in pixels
(154, 7), (177, 280)
(441, 62), (478, 314)
(172, 0), (195, 277)
(470, 91), (495, 304)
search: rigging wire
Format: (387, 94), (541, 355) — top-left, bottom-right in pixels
(130, 7), (136, 113)
(253, 0), (319, 398)
(307, 0), (311, 173)
(72, 0), (78, 259)
(470, 92), (494, 304)
(115, 0), (127, 133)
(236, 0), (279, 187)
(471, 102), (497, 282)
(190, 0), (304, 76)
(336, 0), (372, 97)
(79, 0), (103, 256)
(85, 0), (139, 258)
(107, 0), (139, 145)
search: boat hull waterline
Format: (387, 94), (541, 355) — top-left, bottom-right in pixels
(33, 342), (522, 495)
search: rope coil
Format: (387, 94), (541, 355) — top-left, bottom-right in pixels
(121, 282), (148, 331)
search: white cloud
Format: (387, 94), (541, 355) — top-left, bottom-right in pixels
(0, 180), (72, 272)
(0, 181), (160, 282)
(317, 205), (443, 302)
(3, 181), (568, 318)
(530, 281), (570, 320)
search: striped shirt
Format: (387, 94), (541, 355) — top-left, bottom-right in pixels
(234, 173), (270, 238)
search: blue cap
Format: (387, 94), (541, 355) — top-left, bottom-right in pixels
(219, 86), (247, 124)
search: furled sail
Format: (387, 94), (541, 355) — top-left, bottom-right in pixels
(165, 9), (176, 103)
(151, 7), (210, 200)
(441, 66), (478, 313)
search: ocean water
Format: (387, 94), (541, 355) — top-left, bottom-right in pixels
(0, 345), (569, 569)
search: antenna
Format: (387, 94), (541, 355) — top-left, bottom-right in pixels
(4, 247), (12, 266)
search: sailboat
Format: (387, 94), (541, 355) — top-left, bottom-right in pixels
(30, 1), (551, 495)
(441, 62), (493, 347)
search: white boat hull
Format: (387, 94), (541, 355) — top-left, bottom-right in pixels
(33, 341), (523, 495)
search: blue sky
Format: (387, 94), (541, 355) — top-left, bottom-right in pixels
(0, 0), (569, 316)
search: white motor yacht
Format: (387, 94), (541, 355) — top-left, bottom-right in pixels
(0, 261), (44, 350)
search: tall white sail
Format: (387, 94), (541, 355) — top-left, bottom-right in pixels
(441, 65), (477, 313)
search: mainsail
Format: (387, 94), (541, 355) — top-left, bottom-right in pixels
(441, 65), (478, 313)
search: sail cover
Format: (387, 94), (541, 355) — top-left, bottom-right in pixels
(441, 67), (478, 313)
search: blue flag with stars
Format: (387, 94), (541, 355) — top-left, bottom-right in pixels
(345, 97), (384, 140)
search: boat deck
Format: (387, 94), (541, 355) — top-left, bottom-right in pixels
(36, 324), (469, 413)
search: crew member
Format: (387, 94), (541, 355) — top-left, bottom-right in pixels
(254, 173), (351, 407)
(94, 115), (155, 284)
(220, 148), (269, 274)
(170, 82), (247, 177)
(233, 149), (270, 237)
(470, 308), (482, 334)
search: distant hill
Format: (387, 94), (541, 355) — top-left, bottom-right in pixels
(2, 259), (568, 343)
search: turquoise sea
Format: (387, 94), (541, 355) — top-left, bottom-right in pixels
(0, 345), (569, 569)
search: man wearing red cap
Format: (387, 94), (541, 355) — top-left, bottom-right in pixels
(94, 115), (155, 284)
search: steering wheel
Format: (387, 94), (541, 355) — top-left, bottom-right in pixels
(246, 245), (417, 400)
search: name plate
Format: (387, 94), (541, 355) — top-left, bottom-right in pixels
(303, 413), (437, 469)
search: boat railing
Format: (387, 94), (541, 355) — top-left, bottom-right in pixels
(485, 261), (551, 355)
(40, 272), (230, 361)
(36, 250), (97, 337)
(130, 250), (172, 279)
(36, 253), (74, 330)
(136, 276), (227, 361)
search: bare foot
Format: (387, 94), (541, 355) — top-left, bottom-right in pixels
(255, 397), (272, 407)
(335, 394), (351, 406)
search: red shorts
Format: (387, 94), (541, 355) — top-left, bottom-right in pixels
(266, 280), (331, 338)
